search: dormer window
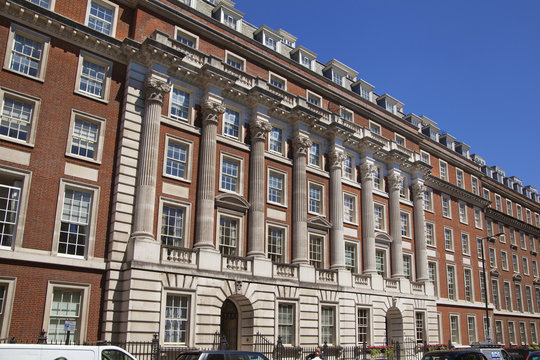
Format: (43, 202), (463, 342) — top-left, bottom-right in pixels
(352, 79), (375, 102)
(265, 37), (277, 51)
(291, 46), (317, 71)
(254, 26), (282, 52)
(213, 4), (244, 32)
(323, 59), (357, 87)
(377, 94), (404, 115)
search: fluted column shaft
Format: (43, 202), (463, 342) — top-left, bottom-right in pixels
(360, 162), (377, 274)
(329, 148), (346, 269)
(133, 75), (171, 236)
(292, 134), (312, 264)
(194, 98), (225, 249)
(388, 170), (405, 278)
(413, 180), (429, 281)
(248, 118), (272, 257)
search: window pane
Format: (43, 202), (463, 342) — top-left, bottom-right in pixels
(161, 205), (184, 247)
(48, 289), (82, 343)
(71, 118), (99, 159)
(59, 189), (91, 257)
(1, 97), (33, 141)
(165, 295), (189, 344)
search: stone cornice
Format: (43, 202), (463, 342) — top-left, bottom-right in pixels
(425, 175), (491, 208)
(307, 216), (332, 231)
(481, 175), (540, 213)
(485, 208), (540, 237)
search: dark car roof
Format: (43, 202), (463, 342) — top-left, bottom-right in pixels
(423, 349), (488, 360)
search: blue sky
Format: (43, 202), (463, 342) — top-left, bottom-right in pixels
(231, 0), (540, 189)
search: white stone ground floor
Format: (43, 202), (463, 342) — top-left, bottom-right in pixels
(105, 251), (439, 349)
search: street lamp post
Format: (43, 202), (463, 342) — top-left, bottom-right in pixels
(480, 232), (504, 343)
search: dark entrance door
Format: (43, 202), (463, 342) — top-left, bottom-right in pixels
(220, 299), (238, 350)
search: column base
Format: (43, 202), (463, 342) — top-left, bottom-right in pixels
(128, 231), (160, 263)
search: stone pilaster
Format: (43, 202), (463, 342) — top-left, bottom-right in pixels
(329, 147), (346, 270)
(247, 116), (272, 258)
(360, 161), (377, 274)
(194, 95), (225, 250)
(412, 180), (429, 281)
(292, 132), (312, 264)
(388, 170), (405, 278)
(131, 73), (171, 245)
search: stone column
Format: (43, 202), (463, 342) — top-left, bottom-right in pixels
(194, 95), (225, 250)
(247, 116), (272, 258)
(360, 161), (377, 274)
(132, 73), (171, 239)
(388, 170), (405, 278)
(412, 179), (429, 281)
(292, 133), (312, 264)
(329, 147), (346, 269)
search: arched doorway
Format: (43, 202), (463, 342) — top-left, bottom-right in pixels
(385, 307), (404, 345)
(220, 299), (238, 350)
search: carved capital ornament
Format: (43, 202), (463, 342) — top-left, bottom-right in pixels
(144, 77), (171, 104)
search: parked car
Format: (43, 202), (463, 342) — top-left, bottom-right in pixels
(469, 342), (511, 360)
(526, 351), (540, 360)
(0, 343), (137, 360)
(175, 350), (270, 360)
(505, 348), (534, 360)
(422, 349), (488, 360)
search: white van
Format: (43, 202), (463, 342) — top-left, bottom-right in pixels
(0, 343), (138, 360)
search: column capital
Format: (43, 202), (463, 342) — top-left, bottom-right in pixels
(328, 148), (346, 170)
(144, 76), (171, 104)
(292, 133), (312, 157)
(412, 182), (427, 200)
(360, 162), (377, 182)
(250, 118), (272, 142)
(201, 98), (226, 125)
(388, 171), (404, 192)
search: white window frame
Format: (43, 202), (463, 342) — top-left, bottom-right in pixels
(501, 250), (509, 271)
(268, 124), (286, 156)
(456, 168), (465, 189)
(495, 194), (502, 211)
(340, 107), (354, 122)
(488, 247), (497, 268)
(308, 141), (323, 169)
(0, 277), (16, 338)
(269, 72), (287, 90)
(504, 281), (513, 311)
(0, 87), (41, 146)
(424, 188), (433, 212)
(66, 109), (106, 164)
(345, 240), (359, 273)
(519, 321), (528, 345)
(474, 207), (483, 229)
(224, 50), (246, 71)
(523, 257), (530, 276)
(526, 209), (532, 224)
(368, 120), (381, 135)
(219, 153), (244, 195)
(4, 24), (50, 81)
(464, 267), (474, 302)
(42, 281), (90, 344)
(439, 160), (448, 181)
(495, 320), (504, 344)
(216, 210), (243, 256)
(442, 194), (452, 219)
(471, 176), (479, 195)
(506, 199), (513, 216)
(375, 247), (389, 278)
(425, 222), (436, 247)
(508, 321), (517, 345)
(395, 134), (406, 147)
(267, 168), (287, 207)
(266, 223), (288, 263)
(222, 106), (243, 141)
(403, 253), (414, 281)
(160, 290), (194, 346)
(458, 201), (468, 224)
(175, 26), (199, 49)
(52, 180), (100, 259)
(169, 83), (195, 124)
(400, 211), (411, 238)
(447, 264), (457, 300)
(308, 232), (325, 269)
(374, 202), (387, 232)
(342, 153), (354, 181)
(444, 227), (454, 252)
(0, 166), (31, 250)
(320, 305), (337, 345)
(461, 232), (470, 256)
(356, 307), (371, 345)
(449, 313), (460, 343)
(84, 0), (119, 37)
(512, 253), (519, 273)
(306, 90), (322, 107)
(28, 0), (56, 9)
(428, 261), (439, 297)
(163, 135), (193, 182)
(276, 301), (297, 346)
(531, 322), (538, 344)
(343, 192), (358, 225)
(158, 197), (191, 248)
(308, 181), (325, 216)
(467, 315), (477, 343)
(74, 51), (112, 102)
(532, 259), (538, 278)
(516, 204), (523, 220)
(420, 151), (430, 165)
